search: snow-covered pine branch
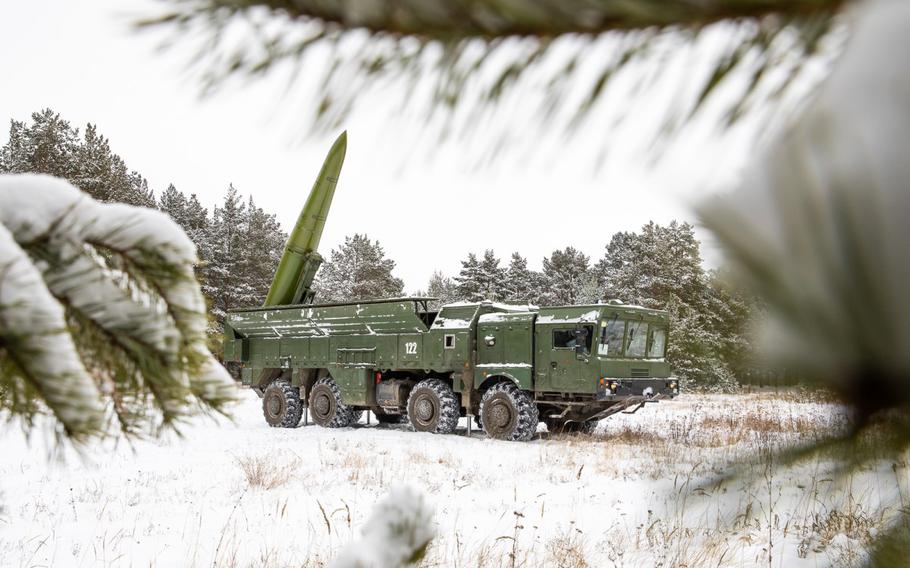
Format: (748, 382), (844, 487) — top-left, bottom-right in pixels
(330, 486), (434, 568)
(0, 174), (236, 441)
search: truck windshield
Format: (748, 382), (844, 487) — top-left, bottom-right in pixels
(648, 327), (667, 358)
(599, 318), (668, 358)
(598, 319), (624, 357)
(626, 321), (648, 357)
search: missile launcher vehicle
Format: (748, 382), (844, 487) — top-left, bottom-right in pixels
(223, 133), (678, 441)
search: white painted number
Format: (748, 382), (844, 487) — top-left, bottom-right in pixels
(405, 342), (418, 355)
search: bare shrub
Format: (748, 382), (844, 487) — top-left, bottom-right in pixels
(237, 454), (298, 490)
(545, 530), (588, 568)
(798, 502), (886, 558)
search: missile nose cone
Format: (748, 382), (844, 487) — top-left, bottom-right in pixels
(329, 130), (347, 160)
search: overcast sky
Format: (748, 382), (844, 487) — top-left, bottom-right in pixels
(0, 0), (772, 291)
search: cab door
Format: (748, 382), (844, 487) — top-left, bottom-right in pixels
(537, 325), (593, 391)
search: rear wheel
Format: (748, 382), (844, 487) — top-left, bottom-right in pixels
(480, 382), (538, 442)
(262, 380), (303, 428)
(407, 379), (459, 434)
(309, 377), (358, 428)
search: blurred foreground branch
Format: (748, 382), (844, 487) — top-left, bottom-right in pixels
(143, 0), (845, 144)
(698, 1), (910, 561)
(0, 174), (236, 442)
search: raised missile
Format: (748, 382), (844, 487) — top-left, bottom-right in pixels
(263, 131), (346, 306)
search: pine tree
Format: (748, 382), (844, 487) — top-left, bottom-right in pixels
(238, 195), (286, 306)
(476, 249), (507, 301)
(540, 247), (590, 306)
(314, 234), (404, 302)
(0, 109), (80, 178)
(206, 184), (247, 320)
(504, 252), (542, 305)
(73, 123), (117, 202)
(183, 193), (212, 262)
(158, 183), (188, 225)
(0, 110), (156, 207)
(454, 253), (483, 301)
(426, 270), (459, 309)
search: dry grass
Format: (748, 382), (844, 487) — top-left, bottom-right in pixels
(545, 529), (589, 568)
(236, 454), (299, 490)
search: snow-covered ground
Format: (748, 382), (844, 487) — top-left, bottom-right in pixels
(1, 390), (903, 567)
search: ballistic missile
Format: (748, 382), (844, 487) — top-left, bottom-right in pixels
(263, 131), (347, 306)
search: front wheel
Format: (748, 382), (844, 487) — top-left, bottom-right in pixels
(309, 377), (358, 428)
(262, 380), (303, 428)
(480, 382), (539, 442)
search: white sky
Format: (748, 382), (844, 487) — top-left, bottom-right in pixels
(0, 0), (783, 291)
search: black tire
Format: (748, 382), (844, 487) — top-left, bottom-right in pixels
(309, 377), (358, 428)
(473, 413), (483, 430)
(545, 418), (599, 435)
(375, 411), (405, 424)
(262, 380), (303, 428)
(480, 382), (539, 442)
(407, 379), (459, 434)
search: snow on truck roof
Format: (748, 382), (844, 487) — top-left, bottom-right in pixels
(228, 296), (438, 313)
(478, 312), (536, 324)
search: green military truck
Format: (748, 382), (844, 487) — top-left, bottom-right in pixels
(222, 132), (677, 441)
(224, 297), (676, 441)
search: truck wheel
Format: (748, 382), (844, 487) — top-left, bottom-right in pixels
(480, 382), (539, 442)
(407, 379), (459, 434)
(262, 380), (303, 428)
(309, 377), (357, 428)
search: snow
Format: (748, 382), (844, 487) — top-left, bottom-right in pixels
(487, 301), (537, 312)
(478, 312), (535, 324)
(431, 317), (473, 329)
(0, 390), (898, 567)
(536, 310), (601, 324)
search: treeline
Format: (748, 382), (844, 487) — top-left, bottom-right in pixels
(1, 109), (750, 391)
(315, 224), (751, 391)
(0, 109), (287, 333)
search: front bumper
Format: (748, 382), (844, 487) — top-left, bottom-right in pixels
(596, 378), (679, 401)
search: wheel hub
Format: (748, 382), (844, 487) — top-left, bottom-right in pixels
(267, 395), (281, 417)
(314, 393), (330, 415)
(489, 401), (512, 428)
(416, 397), (434, 422)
